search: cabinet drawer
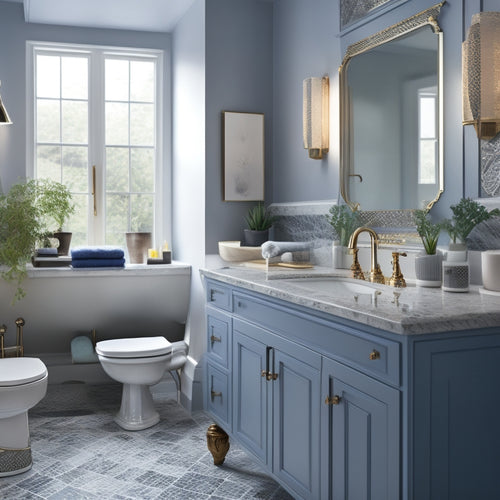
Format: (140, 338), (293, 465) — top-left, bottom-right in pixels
(206, 280), (231, 311)
(234, 292), (400, 385)
(206, 363), (231, 429)
(206, 307), (231, 368)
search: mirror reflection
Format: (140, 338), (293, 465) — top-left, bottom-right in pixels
(340, 19), (443, 212)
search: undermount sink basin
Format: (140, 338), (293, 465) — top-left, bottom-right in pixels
(288, 277), (382, 295)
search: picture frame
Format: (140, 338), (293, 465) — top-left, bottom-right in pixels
(222, 111), (264, 201)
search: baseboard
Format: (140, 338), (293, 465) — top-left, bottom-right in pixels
(180, 355), (204, 412)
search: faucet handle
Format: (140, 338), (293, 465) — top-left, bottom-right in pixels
(350, 248), (365, 281)
(388, 252), (407, 288)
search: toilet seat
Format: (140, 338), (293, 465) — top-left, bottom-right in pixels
(0, 358), (47, 387)
(95, 336), (172, 358)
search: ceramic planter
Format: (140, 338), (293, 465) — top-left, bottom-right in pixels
(415, 252), (442, 287)
(243, 229), (269, 247)
(126, 232), (152, 264)
(332, 242), (351, 270)
(53, 231), (72, 256)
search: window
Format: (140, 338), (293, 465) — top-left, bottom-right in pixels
(417, 87), (437, 185)
(28, 42), (163, 248)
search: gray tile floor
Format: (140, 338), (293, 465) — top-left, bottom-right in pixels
(1, 383), (294, 499)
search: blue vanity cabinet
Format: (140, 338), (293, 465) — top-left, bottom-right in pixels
(233, 317), (321, 499)
(412, 333), (500, 500)
(321, 357), (400, 500)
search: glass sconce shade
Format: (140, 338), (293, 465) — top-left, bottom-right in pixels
(303, 76), (329, 159)
(463, 12), (500, 140)
(0, 81), (12, 125)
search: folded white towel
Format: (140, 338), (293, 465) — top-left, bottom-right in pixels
(261, 241), (311, 259)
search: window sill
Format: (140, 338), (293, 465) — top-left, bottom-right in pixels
(25, 261), (191, 279)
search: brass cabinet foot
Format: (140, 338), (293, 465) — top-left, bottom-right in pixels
(206, 423), (230, 465)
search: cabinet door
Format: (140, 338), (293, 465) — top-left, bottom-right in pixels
(232, 329), (269, 464)
(273, 348), (321, 500)
(322, 357), (400, 500)
(414, 337), (500, 500)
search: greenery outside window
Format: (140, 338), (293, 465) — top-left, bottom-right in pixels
(27, 42), (164, 248)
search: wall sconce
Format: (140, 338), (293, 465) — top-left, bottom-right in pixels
(303, 76), (329, 159)
(0, 81), (12, 125)
(462, 12), (500, 140)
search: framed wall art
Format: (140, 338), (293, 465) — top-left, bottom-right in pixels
(222, 111), (264, 201)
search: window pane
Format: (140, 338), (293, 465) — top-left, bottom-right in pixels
(131, 61), (154, 102)
(131, 148), (154, 192)
(130, 194), (153, 232)
(130, 103), (154, 146)
(106, 147), (129, 192)
(37, 99), (60, 143)
(419, 96), (436, 139)
(37, 55), (60, 98)
(62, 100), (88, 144)
(62, 57), (88, 99)
(419, 140), (436, 184)
(106, 193), (129, 241)
(105, 59), (129, 101)
(106, 102), (129, 145)
(68, 194), (88, 246)
(37, 145), (61, 181)
(62, 146), (88, 192)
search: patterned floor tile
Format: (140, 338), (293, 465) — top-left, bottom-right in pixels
(1, 383), (292, 500)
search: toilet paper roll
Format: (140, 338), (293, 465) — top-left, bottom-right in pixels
(481, 250), (500, 291)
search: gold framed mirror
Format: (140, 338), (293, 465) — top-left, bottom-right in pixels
(339, 2), (445, 217)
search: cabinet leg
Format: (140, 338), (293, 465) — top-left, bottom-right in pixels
(206, 423), (230, 465)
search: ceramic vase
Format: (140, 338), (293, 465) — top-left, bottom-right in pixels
(53, 231), (72, 256)
(126, 232), (152, 264)
(332, 241), (350, 270)
(415, 252), (442, 287)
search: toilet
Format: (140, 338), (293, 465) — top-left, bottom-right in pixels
(0, 357), (48, 477)
(96, 336), (187, 431)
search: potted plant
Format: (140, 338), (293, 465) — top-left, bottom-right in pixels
(243, 203), (277, 247)
(443, 197), (500, 260)
(414, 209), (443, 287)
(37, 178), (75, 255)
(0, 179), (74, 302)
(326, 204), (362, 269)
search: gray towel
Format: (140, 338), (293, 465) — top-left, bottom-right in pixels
(261, 241), (311, 259)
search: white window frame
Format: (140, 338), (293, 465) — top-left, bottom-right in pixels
(26, 41), (166, 248)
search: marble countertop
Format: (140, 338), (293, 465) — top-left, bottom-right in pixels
(201, 265), (500, 336)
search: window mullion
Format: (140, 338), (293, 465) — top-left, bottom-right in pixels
(88, 51), (106, 245)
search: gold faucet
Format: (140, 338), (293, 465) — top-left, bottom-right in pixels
(348, 227), (385, 284)
(388, 252), (407, 288)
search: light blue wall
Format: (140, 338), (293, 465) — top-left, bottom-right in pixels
(0, 1), (170, 194)
(271, 0), (496, 221)
(205, 0), (273, 254)
(272, 0), (341, 203)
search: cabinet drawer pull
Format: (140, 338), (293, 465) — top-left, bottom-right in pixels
(261, 370), (278, 381)
(369, 349), (381, 360)
(325, 395), (342, 405)
(211, 390), (222, 401)
(210, 334), (222, 344)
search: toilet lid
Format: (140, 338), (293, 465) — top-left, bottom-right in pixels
(95, 336), (172, 358)
(0, 357), (48, 387)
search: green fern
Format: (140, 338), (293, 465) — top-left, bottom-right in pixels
(326, 205), (362, 247)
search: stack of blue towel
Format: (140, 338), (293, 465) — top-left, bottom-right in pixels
(71, 247), (125, 268)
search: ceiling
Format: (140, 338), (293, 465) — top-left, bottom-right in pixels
(2, 0), (197, 32)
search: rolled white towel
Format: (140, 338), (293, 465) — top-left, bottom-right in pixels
(261, 241), (311, 259)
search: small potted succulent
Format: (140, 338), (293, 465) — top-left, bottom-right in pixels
(243, 203), (277, 247)
(326, 204), (362, 269)
(414, 209), (443, 287)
